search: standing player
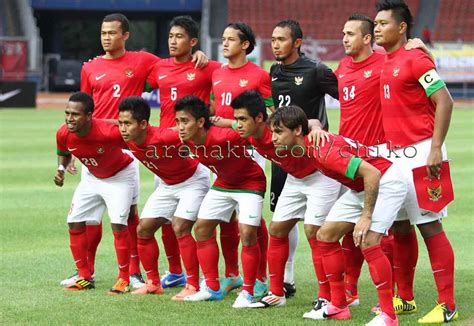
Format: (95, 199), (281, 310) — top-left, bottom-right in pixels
(375, 1), (457, 323)
(269, 20), (339, 296)
(146, 15), (221, 289)
(268, 106), (407, 326)
(118, 96), (210, 299)
(210, 21), (274, 294)
(54, 92), (134, 295)
(175, 96), (266, 308)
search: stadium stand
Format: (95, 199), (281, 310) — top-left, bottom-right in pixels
(435, 0), (474, 41)
(228, 0), (420, 40)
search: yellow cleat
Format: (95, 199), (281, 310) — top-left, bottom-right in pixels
(393, 295), (417, 315)
(418, 303), (458, 324)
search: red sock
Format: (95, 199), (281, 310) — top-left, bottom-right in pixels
(381, 234), (395, 296)
(363, 245), (396, 320)
(257, 218), (268, 281)
(241, 242), (260, 295)
(86, 224), (102, 273)
(425, 231), (455, 310)
(342, 233), (364, 296)
(318, 240), (346, 308)
(196, 236), (220, 291)
(137, 236), (160, 285)
(69, 227), (91, 279)
(127, 213), (141, 275)
(220, 219), (240, 277)
(268, 235), (289, 297)
(309, 238), (331, 300)
(393, 229), (418, 300)
(162, 223), (182, 274)
(177, 234), (200, 289)
(113, 229), (130, 281)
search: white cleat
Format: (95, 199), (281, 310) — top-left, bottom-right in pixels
(249, 292), (286, 308)
(232, 290), (254, 309)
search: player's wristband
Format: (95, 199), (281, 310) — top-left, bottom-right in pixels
(57, 164), (66, 172)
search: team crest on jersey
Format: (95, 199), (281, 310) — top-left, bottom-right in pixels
(393, 68), (400, 77)
(124, 69), (134, 77)
(187, 73), (196, 81)
(239, 79), (248, 87)
(364, 70), (373, 78)
(427, 185), (442, 202)
(97, 147), (105, 154)
(294, 76), (304, 85)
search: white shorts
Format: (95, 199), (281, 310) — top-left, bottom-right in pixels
(272, 171), (341, 226)
(387, 138), (448, 225)
(198, 189), (263, 226)
(81, 149), (140, 205)
(325, 165), (407, 234)
(68, 162), (136, 225)
(141, 164), (210, 221)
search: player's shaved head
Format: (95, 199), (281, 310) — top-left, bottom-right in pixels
(231, 90), (268, 121)
(348, 14), (375, 45)
(376, 0), (413, 38)
(226, 22), (256, 54)
(174, 95), (212, 129)
(170, 15), (199, 39)
(274, 20), (303, 53)
(103, 13), (129, 33)
(68, 92), (94, 114)
(269, 105), (309, 135)
(119, 96), (151, 122)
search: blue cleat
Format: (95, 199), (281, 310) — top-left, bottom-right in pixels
(160, 271), (187, 288)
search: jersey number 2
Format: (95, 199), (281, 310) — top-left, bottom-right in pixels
(113, 84), (121, 98)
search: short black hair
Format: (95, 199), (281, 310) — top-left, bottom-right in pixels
(376, 0), (413, 38)
(174, 95), (212, 130)
(103, 13), (129, 33)
(226, 22), (256, 54)
(269, 105), (309, 135)
(274, 20), (303, 54)
(118, 96), (150, 122)
(348, 14), (375, 45)
(170, 15), (199, 39)
(69, 92), (94, 114)
(231, 90), (268, 121)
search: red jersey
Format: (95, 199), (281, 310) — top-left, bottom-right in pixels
(185, 126), (266, 193)
(247, 126), (318, 178)
(380, 47), (445, 148)
(81, 51), (160, 119)
(306, 134), (392, 192)
(211, 61), (273, 119)
(147, 59), (221, 128)
(56, 120), (132, 179)
(335, 52), (385, 146)
(125, 126), (198, 185)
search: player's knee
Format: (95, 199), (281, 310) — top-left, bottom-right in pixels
(269, 221), (289, 237)
(240, 226), (257, 246)
(391, 220), (413, 235)
(417, 220), (443, 239)
(172, 219), (192, 238)
(316, 226), (339, 242)
(304, 224), (319, 240)
(194, 222), (214, 241)
(136, 221), (153, 238)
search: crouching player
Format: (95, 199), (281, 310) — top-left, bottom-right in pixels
(269, 106), (407, 325)
(175, 96), (266, 308)
(117, 96), (210, 299)
(53, 92), (134, 294)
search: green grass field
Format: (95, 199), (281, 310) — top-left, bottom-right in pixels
(1, 108), (473, 325)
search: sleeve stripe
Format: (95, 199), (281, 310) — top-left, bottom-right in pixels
(210, 92), (215, 101)
(57, 149), (71, 156)
(232, 121), (238, 131)
(264, 96), (274, 107)
(345, 156), (363, 180)
(426, 79), (446, 97)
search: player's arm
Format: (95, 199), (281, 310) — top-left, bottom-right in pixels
(192, 50), (209, 69)
(405, 38), (434, 61)
(353, 160), (381, 246)
(317, 63), (339, 99)
(427, 86), (453, 178)
(210, 116), (234, 128)
(54, 154), (72, 187)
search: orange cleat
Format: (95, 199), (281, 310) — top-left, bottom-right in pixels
(131, 280), (164, 295)
(108, 278), (129, 295)
(172, 284), (198, 301)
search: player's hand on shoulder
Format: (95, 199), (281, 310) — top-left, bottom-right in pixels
(308, 128), (330, 147)
(405, 38), (431, 56)
(192, 50), (209, 69)
(67, 157), (78, 175)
